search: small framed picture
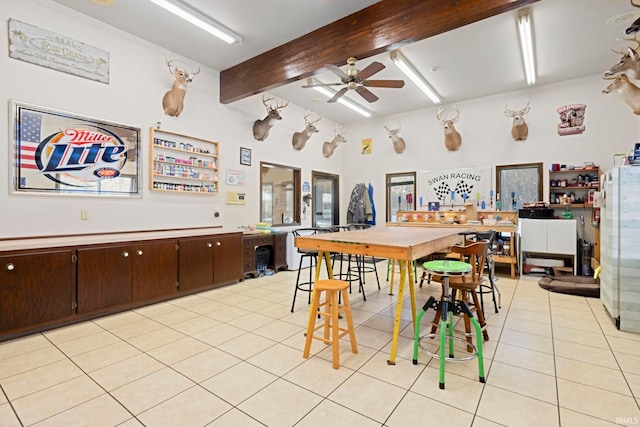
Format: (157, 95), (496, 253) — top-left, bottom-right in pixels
(240, 147), (251, 166)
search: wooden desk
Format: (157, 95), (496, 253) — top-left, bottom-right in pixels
(295, 226), (465, 365)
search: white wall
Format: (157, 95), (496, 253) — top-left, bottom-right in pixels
(1, 0), (637, 239)
(0, 0), (342, 238)
(340, 75), (638, 225)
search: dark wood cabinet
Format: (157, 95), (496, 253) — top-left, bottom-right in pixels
(132, 241), (179, 301)
(77, 245), (133, 313)
(0, 249), (75, 332)
(179, 236), (214, 291)
(1, 229), (240, 341)
(77, 240), (178, 314)
(242, 233), (288, 278)
(213, 233), (242, 286)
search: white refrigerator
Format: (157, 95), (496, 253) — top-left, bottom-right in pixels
(600, 166), (640, 332)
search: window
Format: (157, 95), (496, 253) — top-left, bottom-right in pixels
(260, 162), (301, 226)
(385, 172), (416, 222)
(495, 162), (543, 211)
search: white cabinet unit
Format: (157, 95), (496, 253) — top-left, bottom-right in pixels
(519, 219), (577, 274)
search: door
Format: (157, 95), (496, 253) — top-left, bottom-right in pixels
(213, 233), (242, 286)
(386, 172), (416, 222)
(179, 236), (214, 291)
(77, 244), (133, 313)
(312, 171), (339, 227)
(0, 249), (74, 331)
(132, 240), (178, 301)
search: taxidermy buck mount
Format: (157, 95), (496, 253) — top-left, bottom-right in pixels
(436, 105), (462, 151)
(604, 35), (640, 80)
(162, 56), (200, 117)
(505, 100), (530, 141)
(302, 57), (405, 103)
(322, 126), (346, 158)
(602, 73), (640, 114)
(292, 112), (321, 150)
(253, 94), (289, 141)
(384, 121), (406, 154)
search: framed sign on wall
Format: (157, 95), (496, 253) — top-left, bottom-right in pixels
(10, 101), (141, 197)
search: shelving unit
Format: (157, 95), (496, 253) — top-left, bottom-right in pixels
(149, 128), (219, 194)
(548, 167), (599, 208)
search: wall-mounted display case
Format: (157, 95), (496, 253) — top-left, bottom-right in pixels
(150, 128), (219, 194)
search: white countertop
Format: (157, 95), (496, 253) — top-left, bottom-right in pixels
(0, 227), (242, 252)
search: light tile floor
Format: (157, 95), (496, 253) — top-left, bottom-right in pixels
(1, 263), (639, 426)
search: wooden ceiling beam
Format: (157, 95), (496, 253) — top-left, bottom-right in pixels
(219, 0), (539, 104)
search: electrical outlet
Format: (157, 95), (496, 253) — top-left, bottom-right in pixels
(81, 210), (89, 220)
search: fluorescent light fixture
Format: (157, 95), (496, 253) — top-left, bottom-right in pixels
(390, 49), (441, 104)
(310, 82), (372, 118)
(517, 8), (536, 85)
(147, 0), (242, 45)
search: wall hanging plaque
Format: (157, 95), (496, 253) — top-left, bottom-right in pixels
(8, 18), (110, 83)
(557, 104), (586, 136)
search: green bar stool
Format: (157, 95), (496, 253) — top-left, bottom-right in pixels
(412, 259), (485, 390)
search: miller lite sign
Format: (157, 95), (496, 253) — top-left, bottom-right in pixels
(13, 102), (140, 196)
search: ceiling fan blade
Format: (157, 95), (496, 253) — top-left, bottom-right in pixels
(355, 86), (379, 103)
(357, 61), (385, 79)
(363, 79), (405, 88)
(301, 82), (344, 88)
(327, 87), (349, 103)
(325, 64), (349, 81)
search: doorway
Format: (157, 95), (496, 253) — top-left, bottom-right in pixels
(311, 171), (339, 227)
(386, 172), (416, 222)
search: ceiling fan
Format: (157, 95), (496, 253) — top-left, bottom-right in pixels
(302, 57), (405, 103)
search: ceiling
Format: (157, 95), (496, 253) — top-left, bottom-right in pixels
(52, 0), (640, 124)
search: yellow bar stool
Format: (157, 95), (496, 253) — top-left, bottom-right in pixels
(302, 279), (358, 369)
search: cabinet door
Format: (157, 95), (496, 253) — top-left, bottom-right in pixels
(520, 219), (548, 253)
(179, 237), (214, 291)
(0, 249), (74, 331)
(77, 245), (133, 313)
(132, 240), (178, 301)
(213, 234), (242, 285)
(273, 233), (288, 270)
(547, 220), (576, 255)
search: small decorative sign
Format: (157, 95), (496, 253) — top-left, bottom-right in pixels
(361, 138), (372, 154)
(8, 18), (110, 84)
(225, 168), (246, 186)
(240, 147), (251, 166)
(557, 104), (586, 136)
(302, 181), (311, 192)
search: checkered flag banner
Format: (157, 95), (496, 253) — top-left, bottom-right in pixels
(454, 180), (475, 200)
(433, 181), (451, 202)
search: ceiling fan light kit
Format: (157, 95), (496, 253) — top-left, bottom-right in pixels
(302, 57), (405, 105)
(517, 7), (536, 85)
(147, 0), (242, 45)
(390, 49), (441, 104)
(309, 81), (372, 117)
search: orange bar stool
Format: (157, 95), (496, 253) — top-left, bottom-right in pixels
(302, 279), (358, 369)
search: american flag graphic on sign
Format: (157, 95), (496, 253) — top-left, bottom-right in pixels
(18, 111), (42, 170)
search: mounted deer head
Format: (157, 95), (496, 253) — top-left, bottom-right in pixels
(322, 126), (346, 158)
(384, 121), (406, 153)
(602, 73), (640, 114)
(436, 105), (461, 151)
(292, 111), (321, 150)
(604, 35), (640, 79)
(504, 100), (530, 141)
(252, 94), (289, 141)
(162, 56), (200, 117)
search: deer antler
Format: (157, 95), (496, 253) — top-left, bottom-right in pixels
(384, 121), (401, 133)
(304, 111), (321, 125)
